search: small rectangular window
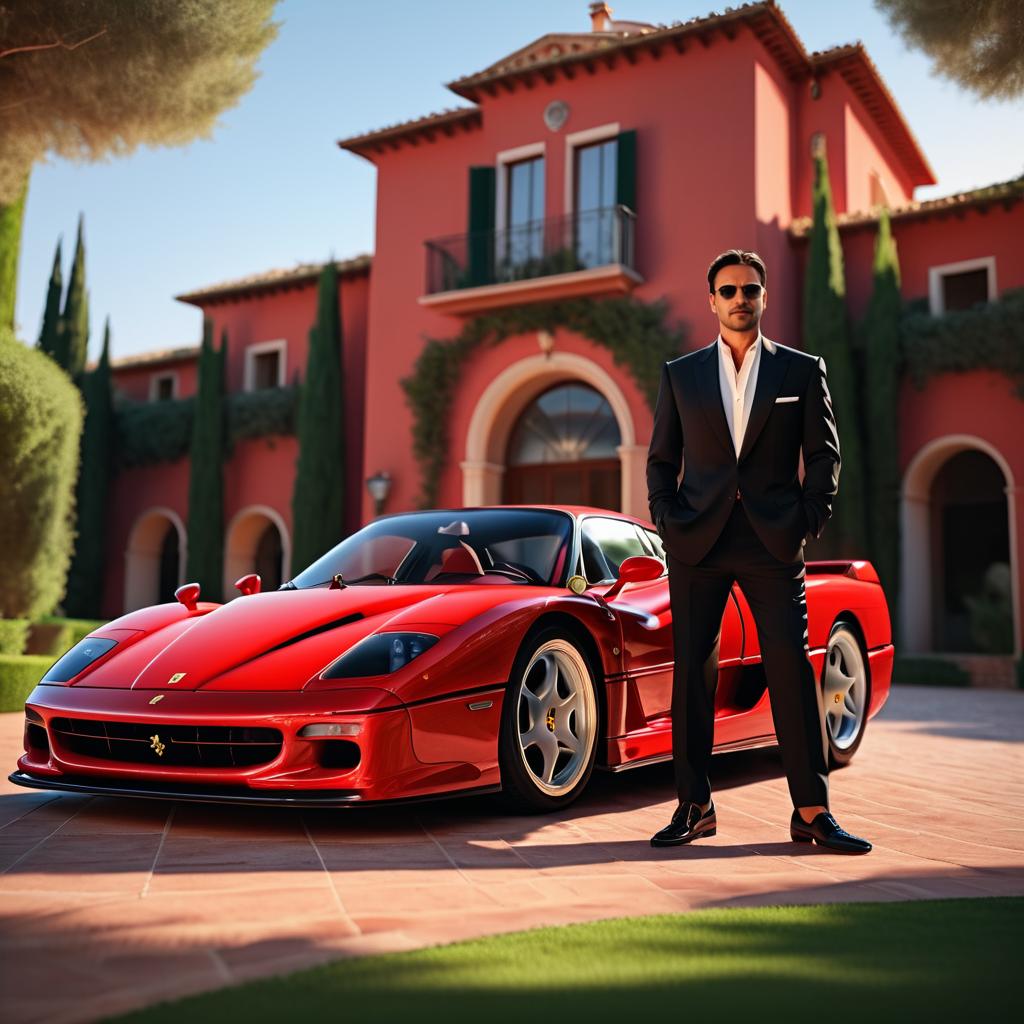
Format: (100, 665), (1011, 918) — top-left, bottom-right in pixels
(941, 269), (990, 312)
(151, 373), (176, 401)
(929, 257), (995, 315)
(253, 350), (280, 390)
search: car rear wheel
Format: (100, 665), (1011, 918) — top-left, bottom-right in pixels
(499, 627), (599, 812)
(822, 621), (870, 768)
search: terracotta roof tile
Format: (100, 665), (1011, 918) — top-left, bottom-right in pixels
(789, 176), (1024, 236)
(109, 345), (199, 370)
(176, 254), (372, 306)
(337, 107), (481, 156)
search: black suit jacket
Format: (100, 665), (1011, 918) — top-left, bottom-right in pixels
(646, 338), (840, 565)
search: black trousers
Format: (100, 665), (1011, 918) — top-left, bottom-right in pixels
(667, 500), (830, 809)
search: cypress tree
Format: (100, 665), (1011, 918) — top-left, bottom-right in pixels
(292, 262), (345, 573)
(802, 148), (868, 557)
(64, 318), (114, 617)
(861, 208), (902, 603)
(38, 239), (63, 360)
(58, 215), (89, 377)
(185, 319), (225, 602)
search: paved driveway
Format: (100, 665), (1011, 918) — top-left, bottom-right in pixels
(1, 685), (1022, 1024)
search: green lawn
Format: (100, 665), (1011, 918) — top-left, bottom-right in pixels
(112, 898), (1018, 1022)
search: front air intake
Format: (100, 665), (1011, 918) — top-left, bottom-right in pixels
(50, 718), (282, 768)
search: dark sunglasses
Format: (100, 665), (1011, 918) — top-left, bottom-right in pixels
(715, 283), (763, 299)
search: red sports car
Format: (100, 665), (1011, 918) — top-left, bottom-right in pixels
(11, 506), (893, 811)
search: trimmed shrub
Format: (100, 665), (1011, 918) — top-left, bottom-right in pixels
(0, 655), (52, 712)
(0, 330), (83, 618)
(0, 619), (29, 656)
(892, 656), (970, 687)
(25, 616), (105, 657)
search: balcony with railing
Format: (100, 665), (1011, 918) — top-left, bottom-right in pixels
(420, 205), (642, 315)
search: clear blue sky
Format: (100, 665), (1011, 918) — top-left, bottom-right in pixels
(13, 0), (1024, 360)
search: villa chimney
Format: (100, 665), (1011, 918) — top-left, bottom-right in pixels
(589, 2), (613, 32)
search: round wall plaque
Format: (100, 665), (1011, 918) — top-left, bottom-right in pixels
(544, 100), (570, 133)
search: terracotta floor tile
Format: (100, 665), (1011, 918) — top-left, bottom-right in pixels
(0, 684), (1022, 1024)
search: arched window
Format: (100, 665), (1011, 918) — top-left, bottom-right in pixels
(254, 522), (284, 592)
(504, 383), (622, 510)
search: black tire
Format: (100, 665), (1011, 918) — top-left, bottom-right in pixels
(498, 626), (600, 812)
(821, 621), (871, 768)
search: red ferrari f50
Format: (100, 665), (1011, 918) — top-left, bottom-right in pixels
(11, 507), (893, 811)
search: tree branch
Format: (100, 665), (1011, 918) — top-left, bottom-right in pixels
(0, 27), (107, 61)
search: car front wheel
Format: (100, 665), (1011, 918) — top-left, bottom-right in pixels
(498, 627), (599, 812)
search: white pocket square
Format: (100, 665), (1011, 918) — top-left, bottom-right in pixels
(775, 395), (799, 404)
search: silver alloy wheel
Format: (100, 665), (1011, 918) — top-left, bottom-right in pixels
(823, 629), (867, 751)
(515, 639), (596, 797)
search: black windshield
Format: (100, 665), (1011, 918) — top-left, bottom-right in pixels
(291, 509), (574, 589)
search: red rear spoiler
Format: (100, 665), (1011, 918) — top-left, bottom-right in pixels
(805, 560), (880, 583)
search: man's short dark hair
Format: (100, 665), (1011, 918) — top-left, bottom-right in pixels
(707, 250), (767, 292)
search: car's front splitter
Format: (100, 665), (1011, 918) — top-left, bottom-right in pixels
(8, 769), (501, 808)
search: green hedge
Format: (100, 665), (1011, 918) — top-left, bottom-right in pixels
(0, 619), (29, 656)
(114, 395), (194, 467)
(114, 386), (299, 468)
(25, 616), (105, 657)
(902, 287), (1024, 396)
(892, 656), (970, 687)
(0, 330), (84, 619)
(228, 385), (298, 446)
(0, 655), (51, 713)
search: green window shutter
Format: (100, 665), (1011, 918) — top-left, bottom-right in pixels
(615, 130), (637, 212)
(467, 166), (496, 287)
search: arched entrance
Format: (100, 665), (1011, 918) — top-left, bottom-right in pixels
(124, 508), (186, 611)
(504, 382), (622, 509)
(461, 350), (647, 516)
(930, 451), (1012, 652)
(901, 436), (1020, 655)
(223, 506), (290, 596)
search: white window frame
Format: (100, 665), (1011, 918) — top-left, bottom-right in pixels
(244, 339), (287, 392)
(928, 256), (997, 315)
(148, 371), (179, 402)
(563, 122), (620, 217)
(495, 141), (546, 234)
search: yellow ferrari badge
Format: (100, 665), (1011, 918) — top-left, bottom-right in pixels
(149, 734), (166, 757)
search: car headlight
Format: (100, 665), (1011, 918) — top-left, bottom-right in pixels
(322, 632), (438, 679)
(43, 637), (118, 682)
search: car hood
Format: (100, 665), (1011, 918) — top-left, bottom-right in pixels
(79, 585), (535, 692)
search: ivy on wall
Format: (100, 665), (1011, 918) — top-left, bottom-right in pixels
(401, 296), (686, 509)
(114, 385), (298, 469)
(901, 287), (1024, 397)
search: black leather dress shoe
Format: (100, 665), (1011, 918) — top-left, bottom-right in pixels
(790, 810), (872, 853)
(651, 801), (716, 847)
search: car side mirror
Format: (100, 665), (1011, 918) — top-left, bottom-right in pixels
(234, 573), (262, 596)
(603, 556), (664, 601)
(174, 582), (201, 611)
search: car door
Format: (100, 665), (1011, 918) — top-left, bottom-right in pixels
(580, 516), (742, 725)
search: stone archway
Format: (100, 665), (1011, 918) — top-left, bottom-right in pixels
(461, 351), (645, 517)
(124, 508), (186, 612)
(223, 506), (291, 597)
(900, 435), (1020, 655)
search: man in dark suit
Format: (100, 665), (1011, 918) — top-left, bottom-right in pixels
(646, 249), (871, 854)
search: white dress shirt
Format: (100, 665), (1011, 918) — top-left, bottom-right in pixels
(717, 332), (775, 456)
